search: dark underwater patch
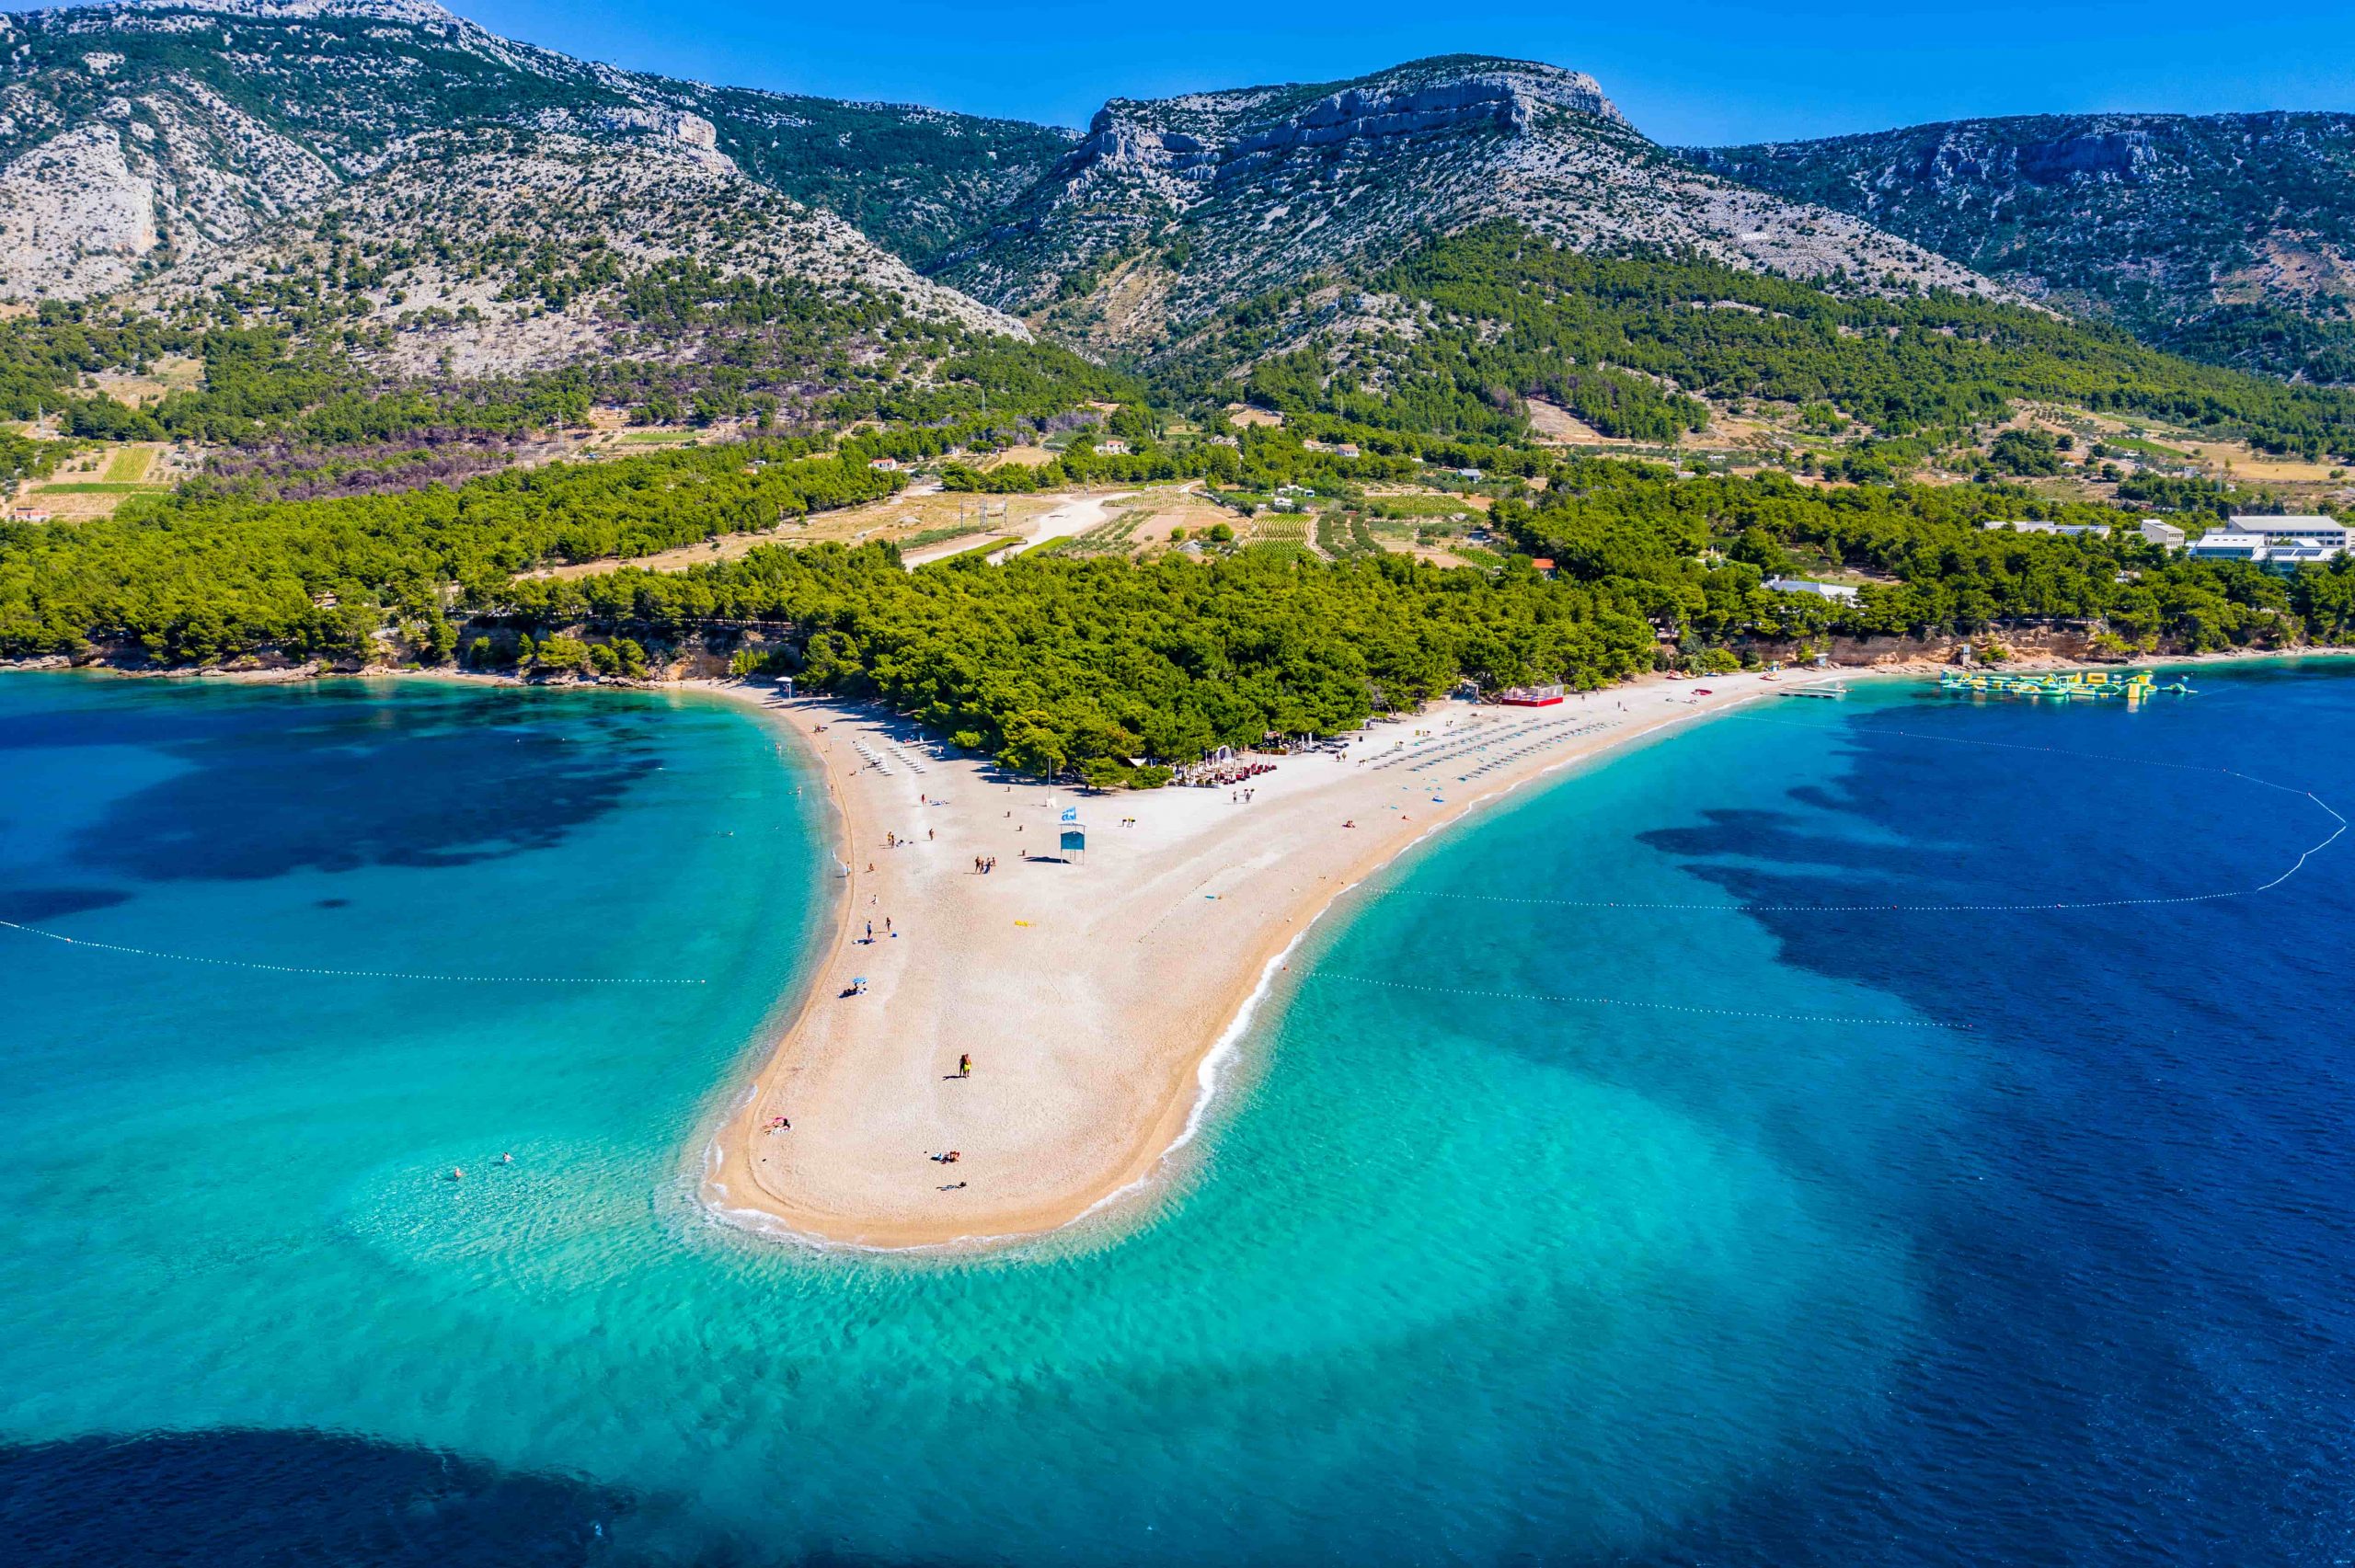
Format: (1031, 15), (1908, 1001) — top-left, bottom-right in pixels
(0, 1428), (634, 1568)
(0, 887), (132, 923)
(68, 706), (662, 884)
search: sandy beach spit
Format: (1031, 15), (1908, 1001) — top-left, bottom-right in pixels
(696, 670), (1838, 1252)
(13, 643), (2336, 1251)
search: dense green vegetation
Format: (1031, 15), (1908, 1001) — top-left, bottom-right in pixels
(488, 544), (1659, 776)
(1491, 458), (2355, 656)
(11, 213), (2355, 784)
(1181, 224), (2355, 460)
(10, 407), (2351, 780)
(0, 442), (901, 662)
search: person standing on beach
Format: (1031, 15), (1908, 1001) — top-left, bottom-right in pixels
(959, 1053), (971, 1077)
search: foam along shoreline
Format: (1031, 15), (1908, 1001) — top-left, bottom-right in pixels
(695, 670), (1860, 1253)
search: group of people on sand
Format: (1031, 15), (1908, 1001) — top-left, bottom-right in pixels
(1187, 760), (1278, 790)
(972, 855), (999, 874)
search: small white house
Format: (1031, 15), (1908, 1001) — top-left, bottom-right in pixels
(867, 456), (902, 472)
(1983, 520), (2110, 537)
(1093, 438), (1130, 456)
(1764, 577), (1860, 602)
(2139, 521), (2187, 549)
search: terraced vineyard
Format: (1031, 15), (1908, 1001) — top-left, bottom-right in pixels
(1321, 513), (1389, 561)
(1245, 514), (1312, 548)
(1060, 509), (1154, 558)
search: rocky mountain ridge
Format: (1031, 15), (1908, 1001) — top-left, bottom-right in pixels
(932, 56), (2005, 358)
(0, 0), (1073, 298)
(3, 0), (2344, 403)
(1684, 112), (2355, 383)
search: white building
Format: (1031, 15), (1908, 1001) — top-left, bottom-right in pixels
(1093, 439), (1130, 456)
(1764, 577), (1861, 602)
(2187, 530), (2268, 561)
(2190, 517), (2349, 567)
(2228, 514), (2351, 552)
(2139, 521), (2187, 549)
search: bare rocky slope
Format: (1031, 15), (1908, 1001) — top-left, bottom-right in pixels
(132, 129), (1027, 382)
(0, 0), (1074, 300)
(1684, 113), (2355, 383)
(931, 55), (2005, 358)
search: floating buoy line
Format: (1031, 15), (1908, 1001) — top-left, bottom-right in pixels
(1323, 706), (2342, 1031)
(1371, 712), (2345, 920)
(0, 917), (705, 985)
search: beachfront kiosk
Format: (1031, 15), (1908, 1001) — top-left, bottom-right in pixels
(1058, 805), (1086, 862)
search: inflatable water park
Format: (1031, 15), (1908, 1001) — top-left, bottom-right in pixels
(1937, 669), (2196, 701)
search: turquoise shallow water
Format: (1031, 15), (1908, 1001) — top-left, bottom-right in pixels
(4, 666), (2353, 1564)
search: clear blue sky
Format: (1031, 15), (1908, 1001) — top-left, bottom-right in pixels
(442, 0), (2350, 143)
(17, 0), (2348, 143)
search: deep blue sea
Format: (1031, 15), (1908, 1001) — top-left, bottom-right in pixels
(3, 664), (2352, 1566)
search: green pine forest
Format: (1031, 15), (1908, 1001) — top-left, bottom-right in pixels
(6, 223), (2354, 782)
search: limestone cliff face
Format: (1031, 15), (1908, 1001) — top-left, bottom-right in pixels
(1080, 63), (1626, 177)
(2012, 130), (2156, 185)
(0, 122), (159, 297)
(935, 56), (1999, 357)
